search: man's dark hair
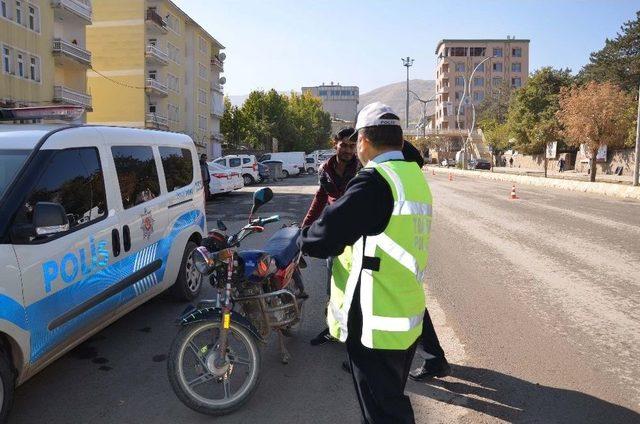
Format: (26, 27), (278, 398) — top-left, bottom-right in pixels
(333, 127), (355, 142)
(359, 113), (403, 148)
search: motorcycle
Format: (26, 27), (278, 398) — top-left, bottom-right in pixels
(167, 187), (308, 416)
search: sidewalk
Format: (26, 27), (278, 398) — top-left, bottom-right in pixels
(491, 166), (636, 185)
(427, 166), (640, 201)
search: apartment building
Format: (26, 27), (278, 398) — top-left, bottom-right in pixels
(434, 38), (529, 130)
(302, 82), (359, 123)
(0, 0), (93, 115)
(87, 0), (225, 157)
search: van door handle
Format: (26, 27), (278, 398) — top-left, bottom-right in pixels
(123, 225), (131, 252)
(112, 229), (121, 257)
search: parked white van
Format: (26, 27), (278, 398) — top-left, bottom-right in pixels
(0, 125), (206, 420)
(212, 154), (260, 185)
(258, 152), (305, 177)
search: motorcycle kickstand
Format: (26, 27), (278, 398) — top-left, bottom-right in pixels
(277, 330), (291, 364)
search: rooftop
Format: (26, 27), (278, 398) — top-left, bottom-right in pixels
(435, 38), (530, 54)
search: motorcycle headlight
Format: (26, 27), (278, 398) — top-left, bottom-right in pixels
(192, 246), (215, 275)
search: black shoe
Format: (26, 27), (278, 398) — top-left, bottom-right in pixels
(341, 360), (352, 374)
(409, 359), (451, 381)
(310, 328), (334, 346)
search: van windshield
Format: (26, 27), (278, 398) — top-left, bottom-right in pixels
(0, 149), (30, 199)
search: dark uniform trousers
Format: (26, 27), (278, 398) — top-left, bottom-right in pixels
(346, 286), (418, 424)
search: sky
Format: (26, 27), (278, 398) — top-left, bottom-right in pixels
(174, 0), (639, 96)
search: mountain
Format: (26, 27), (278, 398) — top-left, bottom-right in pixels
(359, 79), (436, 127)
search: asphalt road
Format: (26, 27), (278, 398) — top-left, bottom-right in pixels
(8, 173), (640, 423)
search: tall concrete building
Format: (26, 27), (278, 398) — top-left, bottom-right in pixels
(434, 38), (529, 130)
(302, 82), (359, 123)
(87, 0), (225, 157)
(1, 0), (93, 115)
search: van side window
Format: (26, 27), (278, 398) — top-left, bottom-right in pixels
(228, 158), (241, 167)
(242, 158), (251, 164)
(159, 147), (193, 192)
(18, 147), (107, 236)
(112, 146), (161, 209)
(259, 154), (270, 162)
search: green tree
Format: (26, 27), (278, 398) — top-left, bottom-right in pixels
(578, 11), (640, 92)
(287, 91), (332, 152)
(477, 80), (515, 159)
(506, 67), (573, 154)
(220, 96), (245, 148)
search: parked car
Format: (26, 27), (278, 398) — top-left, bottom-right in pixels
(260, 160), (286, 179)
(469, 159), (492, 170)
(258, 152), (305, 177)
(207, 163), (244, 194)
(257, 162), (270, 182)
(0, 124), (206, 421)
(441, 158), (456, 167)
(304, 156), (318, 174)
(212, 154), (260, 185)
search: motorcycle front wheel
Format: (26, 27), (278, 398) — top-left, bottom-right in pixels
(167, 320), (261, 416)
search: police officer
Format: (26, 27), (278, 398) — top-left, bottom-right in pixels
(299, 102), (433, 423)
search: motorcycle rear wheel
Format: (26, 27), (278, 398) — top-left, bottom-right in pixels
(167, 321), (261, 416)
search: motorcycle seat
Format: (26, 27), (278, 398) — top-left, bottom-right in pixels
(262, 226), (301, 269)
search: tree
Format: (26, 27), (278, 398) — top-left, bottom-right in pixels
(220, 96), (245, 148)
(578, 11), (640, 92)
(477, 80), (516, 161)
(557, 81), (635, 182)
(506, 67), (573, 154)
(287, 91), (332, 152)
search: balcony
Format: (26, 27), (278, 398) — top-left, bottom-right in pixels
(53, 85), (92, 109)
(51, 0), (92, 24)
(145, 113), (169, 130)
(145, 78), (168, 97)
(52, 39), (91, 67)
(211, 56), (224, 71)
(145, 9), (168, 33)
(145, 45), (169, 65)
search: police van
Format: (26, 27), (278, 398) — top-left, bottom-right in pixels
(0, 123), (206, 420)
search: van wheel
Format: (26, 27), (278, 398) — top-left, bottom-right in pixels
(242, 174), (255, 185)
(307, 168), (316, 174)
(0, 348), (15, 423)
(282, 170), (289, 178)
(170, 241), (202, 301)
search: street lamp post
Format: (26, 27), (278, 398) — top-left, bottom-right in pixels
(409, 90), (442, 138)
(634, 83), (640, 187)
(402, 57), (414, 129)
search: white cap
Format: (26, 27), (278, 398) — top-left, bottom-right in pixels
(354, 102), (401, 131)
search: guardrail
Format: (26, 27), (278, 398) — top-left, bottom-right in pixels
(52, 39), (91, 66)
(53, 85), (92, 108)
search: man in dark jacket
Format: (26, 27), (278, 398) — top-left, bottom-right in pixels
(303, 127), (360, 345)
(199, 154), (211, 201)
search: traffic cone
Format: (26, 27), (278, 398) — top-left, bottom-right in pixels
(448, 173), (453, 181)
(510, 184), (519, 200)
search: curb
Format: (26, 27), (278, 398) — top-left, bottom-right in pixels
(428, 167), (640, 201)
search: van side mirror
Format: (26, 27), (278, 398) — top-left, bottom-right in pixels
(33, 202), (69, 236)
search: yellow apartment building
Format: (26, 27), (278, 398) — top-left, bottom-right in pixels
(87, 0), (225, 157)
(0, 0), (93, 115)
(434, 38), (530, 130)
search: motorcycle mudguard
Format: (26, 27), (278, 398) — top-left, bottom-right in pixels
(177, 305), (265, 343)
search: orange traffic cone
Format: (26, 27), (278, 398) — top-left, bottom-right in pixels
(510, 184), (519, 200)
(448, 173), (453, 181)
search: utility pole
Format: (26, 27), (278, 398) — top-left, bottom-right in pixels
(402, 57), (414, 129)
(634, 83), (640, 186)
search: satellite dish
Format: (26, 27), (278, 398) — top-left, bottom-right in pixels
(218, 52), (226, 61)
(219, 76), (226, 85)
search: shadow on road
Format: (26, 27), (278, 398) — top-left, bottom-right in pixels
(410, 364), (640, 423)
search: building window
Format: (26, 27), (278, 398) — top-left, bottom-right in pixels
(512, 77), (522, 88)
(470, 47), (485, 56)
(450, 47), (467, 56)
(198, 115), (207, 130)
(167, 73), (179, 93)
(473, 77), (484, 87)
(474, 63), (484, 72)
(512, 47), (522, 57)
(455, 62), (465, 72)
(2, 46), (11, 74)
(168, 104), (179, 122)
(16, 52), (23, 77)
(318, 90), (327, 96)
(199, 36), (207, 54)
(28, 3), (36, 31)
(493, 48), (503, 57)
(492, 62), (503, 72)
(198, 88), (207, 104)
(1, 1), (7, 18)
(512, 62), (521, 72)
(473, 91), (485, 102)
(148, 70), (157, 80)
(492, 77), (503, 86)
(29, 56), (36, 80)
(455, 91), (462, 100)
(167, 43), (180, 64)
(455, 76), (464, 86)
(166, 13), (180, 33)
(14, 0), (20, 24)
(198, 63), (207, 80)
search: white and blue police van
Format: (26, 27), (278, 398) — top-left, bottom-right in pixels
(0, 123), (206, 420)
